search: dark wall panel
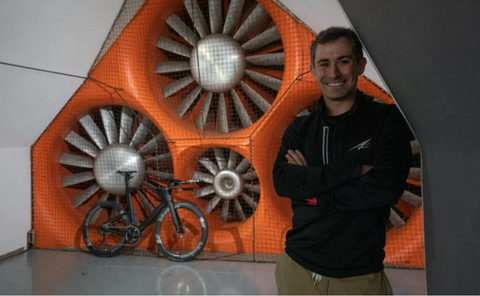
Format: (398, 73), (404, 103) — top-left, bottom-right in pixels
(338, 0), (480, 294)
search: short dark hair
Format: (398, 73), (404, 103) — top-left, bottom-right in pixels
(310, 27), (364, 65)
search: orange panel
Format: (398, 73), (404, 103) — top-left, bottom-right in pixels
(32, 0), (424, 267)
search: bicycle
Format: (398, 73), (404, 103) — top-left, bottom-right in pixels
(82, 170), (208, 262)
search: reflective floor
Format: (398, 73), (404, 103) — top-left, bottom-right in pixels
(0, 249), (426, 294)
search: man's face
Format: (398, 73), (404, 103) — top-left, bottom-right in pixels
(311, 37), (366, 103)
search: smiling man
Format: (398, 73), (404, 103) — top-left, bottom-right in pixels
(272, 27), (412, 294)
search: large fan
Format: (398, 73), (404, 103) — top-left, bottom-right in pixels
(192, 148), (260, 221)
(60, 106), (173, 214)
(156, 0), (284, 133)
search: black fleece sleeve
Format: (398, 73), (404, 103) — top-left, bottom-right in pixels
(272, 118), (363, 201)
(320, 107), (412, 210)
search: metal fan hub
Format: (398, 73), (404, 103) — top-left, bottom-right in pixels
(213, 168), (244, 200)
(93, 143), (145, 195)
(190, 33), (245, 92)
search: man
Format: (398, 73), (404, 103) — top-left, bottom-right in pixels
(272, 27), (412, 295)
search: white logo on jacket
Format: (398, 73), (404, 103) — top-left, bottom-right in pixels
(349, 138), (372, 151)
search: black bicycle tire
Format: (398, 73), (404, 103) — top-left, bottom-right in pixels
(155, 202), (208, 262)
(82, 201), (130, 258)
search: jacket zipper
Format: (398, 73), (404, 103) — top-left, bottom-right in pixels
(322, 126), (329, 165)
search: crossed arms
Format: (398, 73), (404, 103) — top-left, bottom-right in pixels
(272, 108), (412, 210)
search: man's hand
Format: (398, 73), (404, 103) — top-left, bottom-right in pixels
(361, 165), (373, 175)
(286, 149), (307, 166)
(286, 150), (318, 205)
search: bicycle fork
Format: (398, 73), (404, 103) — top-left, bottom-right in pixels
(159, 187), (185, 234)
(167, 201), (185, 234)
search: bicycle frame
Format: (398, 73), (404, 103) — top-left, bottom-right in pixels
(84, 171), (207, 261)
(122, 174), (183, 234)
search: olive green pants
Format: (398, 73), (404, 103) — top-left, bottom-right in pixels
(275, 251), (393, 295)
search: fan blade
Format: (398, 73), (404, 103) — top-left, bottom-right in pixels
(297, 109), (310, 117)
(245, 70), (281, 91)
(145, 153), (172, 164)
(100, 106), (118, 144)
(199, 157), (220, 175)
(408, 167), (421, 180)
(208, 0), (222, 33)
(62, 172), (95, 187)
(233, 4), (267, 42)
(411, 140), (420, 156)
(79, 115), (108, 149)
(163, 75), (194, 98)
(139, 133), (165, 155)
(221, 200), (230, 221)
(389, 208), (405, 228)
(242, 171), (258, 181)
(205, 195), (222, 213)
(59, 153), (93, 168)
(231, 89), (253, 128)
(119, 107), (133, 144)
(246, 53), (285, 66)
(223, 0), (245, 35)
(233, 199), (246, 221)
(244, 184), (260, 194)
(156, 37), (191, 58)
(373, 97), (387, 104)
(235, 158), (250, 173)
(213, 148), (227, 170)
(193, 171), (214, 184)
(65, 131), (99, 158)
(227, 149), (238, 169)
(146, 170), (174, 180)
(195, 185), (215, 198)
(99, 192), (110, 203)
(184, 0), (210, 38)
(138, 190), (155, 215)
(218, 93), (228, 133)
(195, 92), (213, 130)
(72, 184), (101, 208)
(143, 181), (159, 190)
(166, 14), (199, 46)
(176, 85), (202, 117)
(130, 116), (152, 147)
(156, 61), (190, 74)
(241, 192), (257, 209)
(401, 190), (422, 207)
(241, 26), (280, 52)
(90, 192), (110, 223)
(240, 81), (271, 113)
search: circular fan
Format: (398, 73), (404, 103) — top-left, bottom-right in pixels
(60, 106), (173, 214)
(388, 139), (422, 228)
(156, 0), (284, 133)
(192, 148), (259, 222)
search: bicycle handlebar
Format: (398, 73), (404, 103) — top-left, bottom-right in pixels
(165, 179), (201, 189)
(182, 179), (201, 184)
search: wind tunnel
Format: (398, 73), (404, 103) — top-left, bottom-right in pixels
(32, 0), (423, 267)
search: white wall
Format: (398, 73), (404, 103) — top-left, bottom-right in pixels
(0, 0), (123, 257)
(278, 0), (388, 92)
(0, 147), (31, 255)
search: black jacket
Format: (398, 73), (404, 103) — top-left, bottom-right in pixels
(273, 90), (412, 278)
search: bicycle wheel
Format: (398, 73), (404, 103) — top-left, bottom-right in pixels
(82, 201), (130, 257)
(155, 202), (208, 262)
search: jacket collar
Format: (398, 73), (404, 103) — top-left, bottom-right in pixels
(317, 90), (365, 122)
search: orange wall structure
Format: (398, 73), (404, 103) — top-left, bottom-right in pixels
(32, 0), (423, 267)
